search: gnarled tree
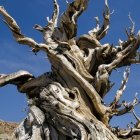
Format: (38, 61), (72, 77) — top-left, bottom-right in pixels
(0, 0), (140, 139)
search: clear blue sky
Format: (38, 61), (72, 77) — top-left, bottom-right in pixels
(0, 0), (140, 128)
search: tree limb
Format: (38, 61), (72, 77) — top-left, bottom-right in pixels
(0, 70), (33, 88)
(110, 67), (130, 108)
(43, 0), (59, 44)
(59, 0), (89, 40)
(112, 95), (139, 117)
(0, 6), (49, 54)
(88, 0), (111, 40)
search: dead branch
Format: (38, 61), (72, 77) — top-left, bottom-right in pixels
(1, 0), (140, 139)
(112, 123), (140, 138)
(131, 109), (140, 128)
(0, 70), (33, 88)
(0, 6), (49, 54)
(106, 33), (140, 72)
(114, 95), (139, 116)
(111, 109), (140, 138)
(34, 0), (59, 36)
(129, 13), (135, 35)
(43, 0), (59, 44)
(88, 0), (111, 40)
(106, 93), (139, 125)
(59, 0), (89, 40)
(110, 67), (130, 108)
(76, 0), (111, 49)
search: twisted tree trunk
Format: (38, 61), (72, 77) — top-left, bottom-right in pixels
(0, 0), (140, 139)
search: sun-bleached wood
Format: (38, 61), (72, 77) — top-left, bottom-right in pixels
(0, 0), (140, 139)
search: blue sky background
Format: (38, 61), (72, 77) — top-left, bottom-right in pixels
(0, 0), (140, 128)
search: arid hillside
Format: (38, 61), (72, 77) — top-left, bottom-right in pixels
(0, 120), (18, 140)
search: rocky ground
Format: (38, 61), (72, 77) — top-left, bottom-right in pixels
(0, 120), (18, 140)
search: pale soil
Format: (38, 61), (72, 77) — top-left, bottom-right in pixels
(0, 120), (18, 140)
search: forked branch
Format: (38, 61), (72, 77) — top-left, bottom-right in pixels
(0, 6), (49, 54)
(111, 94), (140, 117)
(42, 0), (60, 44)
(34, 0), (59, 35)
(110, 67), (130, 108)
(112, 110), (140, 138)
(77, 0), (111, 49)
(59, 0), (89, 40)
(88, 0), (111, 40)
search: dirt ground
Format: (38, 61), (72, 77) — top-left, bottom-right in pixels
(0, 120), (18, 140)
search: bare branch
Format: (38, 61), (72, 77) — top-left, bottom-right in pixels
(109, 31), (140, 70)
(124, 13), (135, 42)
(128, 13), (135, 36)
(0, 70), (33, 87)
(0, 6), (49, 54)
(51, 0), (59, 28)
(132, 109), (140, 123)
(43, 0), (59, 44)
(33, 0), (59, 43)
(97, 0), (111, 40)
(87, 0), (111, 40)
(111, 109), (140, 138)
(88, 17), (100, 36)
(19, 72), (53, 94)
(33, 24), (43, 32)
(76, 0), (112, 54)
(116, 95), (139, 116)
(106, 34), (140, 72)
(127, 59), (140, 65)
(111, 127), (140, 138)
(110, 67), (130, 108)
(106, 93), (140, 124)
(59, 0), (89, 40)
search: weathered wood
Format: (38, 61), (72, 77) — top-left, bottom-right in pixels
(0, 0), (140, 139)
